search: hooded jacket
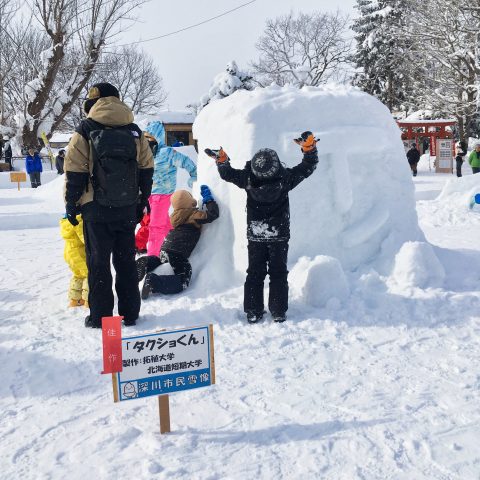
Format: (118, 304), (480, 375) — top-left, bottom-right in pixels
(217, 151), (318, 242)
(145, 121), (197, 194)
(26, 153), (43, 174)
(161, 190), (219, 257)
(63, 96), (154, 222)
(469, 149), (480, 168)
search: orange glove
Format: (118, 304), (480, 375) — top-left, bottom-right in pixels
(294, 131), (318, 153)
(204, 147), (229, 163)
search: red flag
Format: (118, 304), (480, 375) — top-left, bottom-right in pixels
(101, 316), (123, 374)
(430, 135), (436, 157)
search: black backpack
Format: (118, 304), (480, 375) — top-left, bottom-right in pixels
(80, 119), (140, 208)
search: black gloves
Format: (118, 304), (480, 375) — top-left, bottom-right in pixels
(66, 203), (80, 226)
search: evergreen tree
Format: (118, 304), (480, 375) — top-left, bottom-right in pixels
(352, 0), (415, 112)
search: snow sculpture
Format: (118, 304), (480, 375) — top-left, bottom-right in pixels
(192, 85), (424, 291)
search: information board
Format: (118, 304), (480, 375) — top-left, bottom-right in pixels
(114, 325), (215, 402)
(436, 139), (453, 173)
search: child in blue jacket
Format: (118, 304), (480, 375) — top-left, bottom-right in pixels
(25, 148), (43, 188)
(144, 121), (197, 256)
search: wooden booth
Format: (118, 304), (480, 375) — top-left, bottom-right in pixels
(397, 119), (456, 173)
(156, 111), (196, 149)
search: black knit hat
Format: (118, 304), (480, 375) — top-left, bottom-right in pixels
(251, 148), (281, 179)
(88, 82), (120, 99)
(83, 82), (120, 114)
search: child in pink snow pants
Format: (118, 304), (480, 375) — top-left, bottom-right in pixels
(144, 121), (197, 256)
(147, 194), (173, 256)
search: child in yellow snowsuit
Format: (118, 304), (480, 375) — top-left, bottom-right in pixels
(60, 215), (89, 307)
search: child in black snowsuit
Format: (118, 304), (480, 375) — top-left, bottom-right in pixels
(205, 131), (318, 323)
(136, 186), (219, 298)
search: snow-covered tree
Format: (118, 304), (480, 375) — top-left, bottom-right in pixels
(188, 61), (253, 113)
(351, 0), (417, 112)
(251, 11), (352, 88)
(1, 0), (148, 148)
(407, 0), (479, 142)
(64, 45), (168, 128)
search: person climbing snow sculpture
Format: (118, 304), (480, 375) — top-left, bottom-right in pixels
(137, 186), (219, 298)
(205, 131), (318, 324)
(143, 121), (197, 258)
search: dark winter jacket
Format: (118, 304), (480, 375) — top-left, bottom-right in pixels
(407, 147), (420, 165)
(217, 152), (318, 242)
(455, 150), (466, 163)
(25, 153), (43, 174)
(56, 154), (65, 174)
(63, 96), (154, 223)
(161, 192), (219, 258)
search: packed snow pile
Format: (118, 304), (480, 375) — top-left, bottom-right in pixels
(437, 174), (480, 207)
(388, 241), (446, 290)
(192, 85), (424, 291)
(290, 255), (350, 308)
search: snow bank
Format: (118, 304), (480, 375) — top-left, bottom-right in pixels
(389, 241), (445, 289)
(192, 85), (423, 291)
(437, 174), (480, 207)
(0, 170), (58, 189)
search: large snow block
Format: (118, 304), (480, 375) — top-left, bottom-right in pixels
(192, 85), (423, 291)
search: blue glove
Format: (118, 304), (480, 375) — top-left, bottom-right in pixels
(200, 185), (214, 203)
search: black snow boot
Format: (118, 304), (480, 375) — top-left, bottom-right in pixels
(84, 315), (101, 329)
(123, 316), (137, 327)
(272, 313), (287, 323)
(246, 311), (265, 324)
(141, 273), (152, 300)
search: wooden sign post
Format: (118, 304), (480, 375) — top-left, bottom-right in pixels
(10, 171), (27, 190)
(106, 324), (215, 435)
(158, 395), (171, 434)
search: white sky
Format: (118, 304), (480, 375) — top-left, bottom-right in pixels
(117, 0), (356, 110)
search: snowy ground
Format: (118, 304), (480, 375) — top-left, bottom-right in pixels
(1, 168), (480, 479)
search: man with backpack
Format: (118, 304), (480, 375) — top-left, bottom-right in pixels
(63, 83), (154, 328)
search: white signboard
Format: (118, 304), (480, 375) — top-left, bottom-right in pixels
(436, 139), (453, 171)
(114, 325), (214, 401)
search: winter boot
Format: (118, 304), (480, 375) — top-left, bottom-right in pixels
(141, 273), (152, 300)
(272, 313), (287, 323)
(136, 256), (150, 282)
(123, 317), (137, 327)
(69, 299), (85, 307)
(136, 255), (164, 282)
(246, 311), (265, 324)
(84, 315), (101, 328)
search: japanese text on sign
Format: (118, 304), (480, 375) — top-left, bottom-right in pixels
(114, 325), (214, 402)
